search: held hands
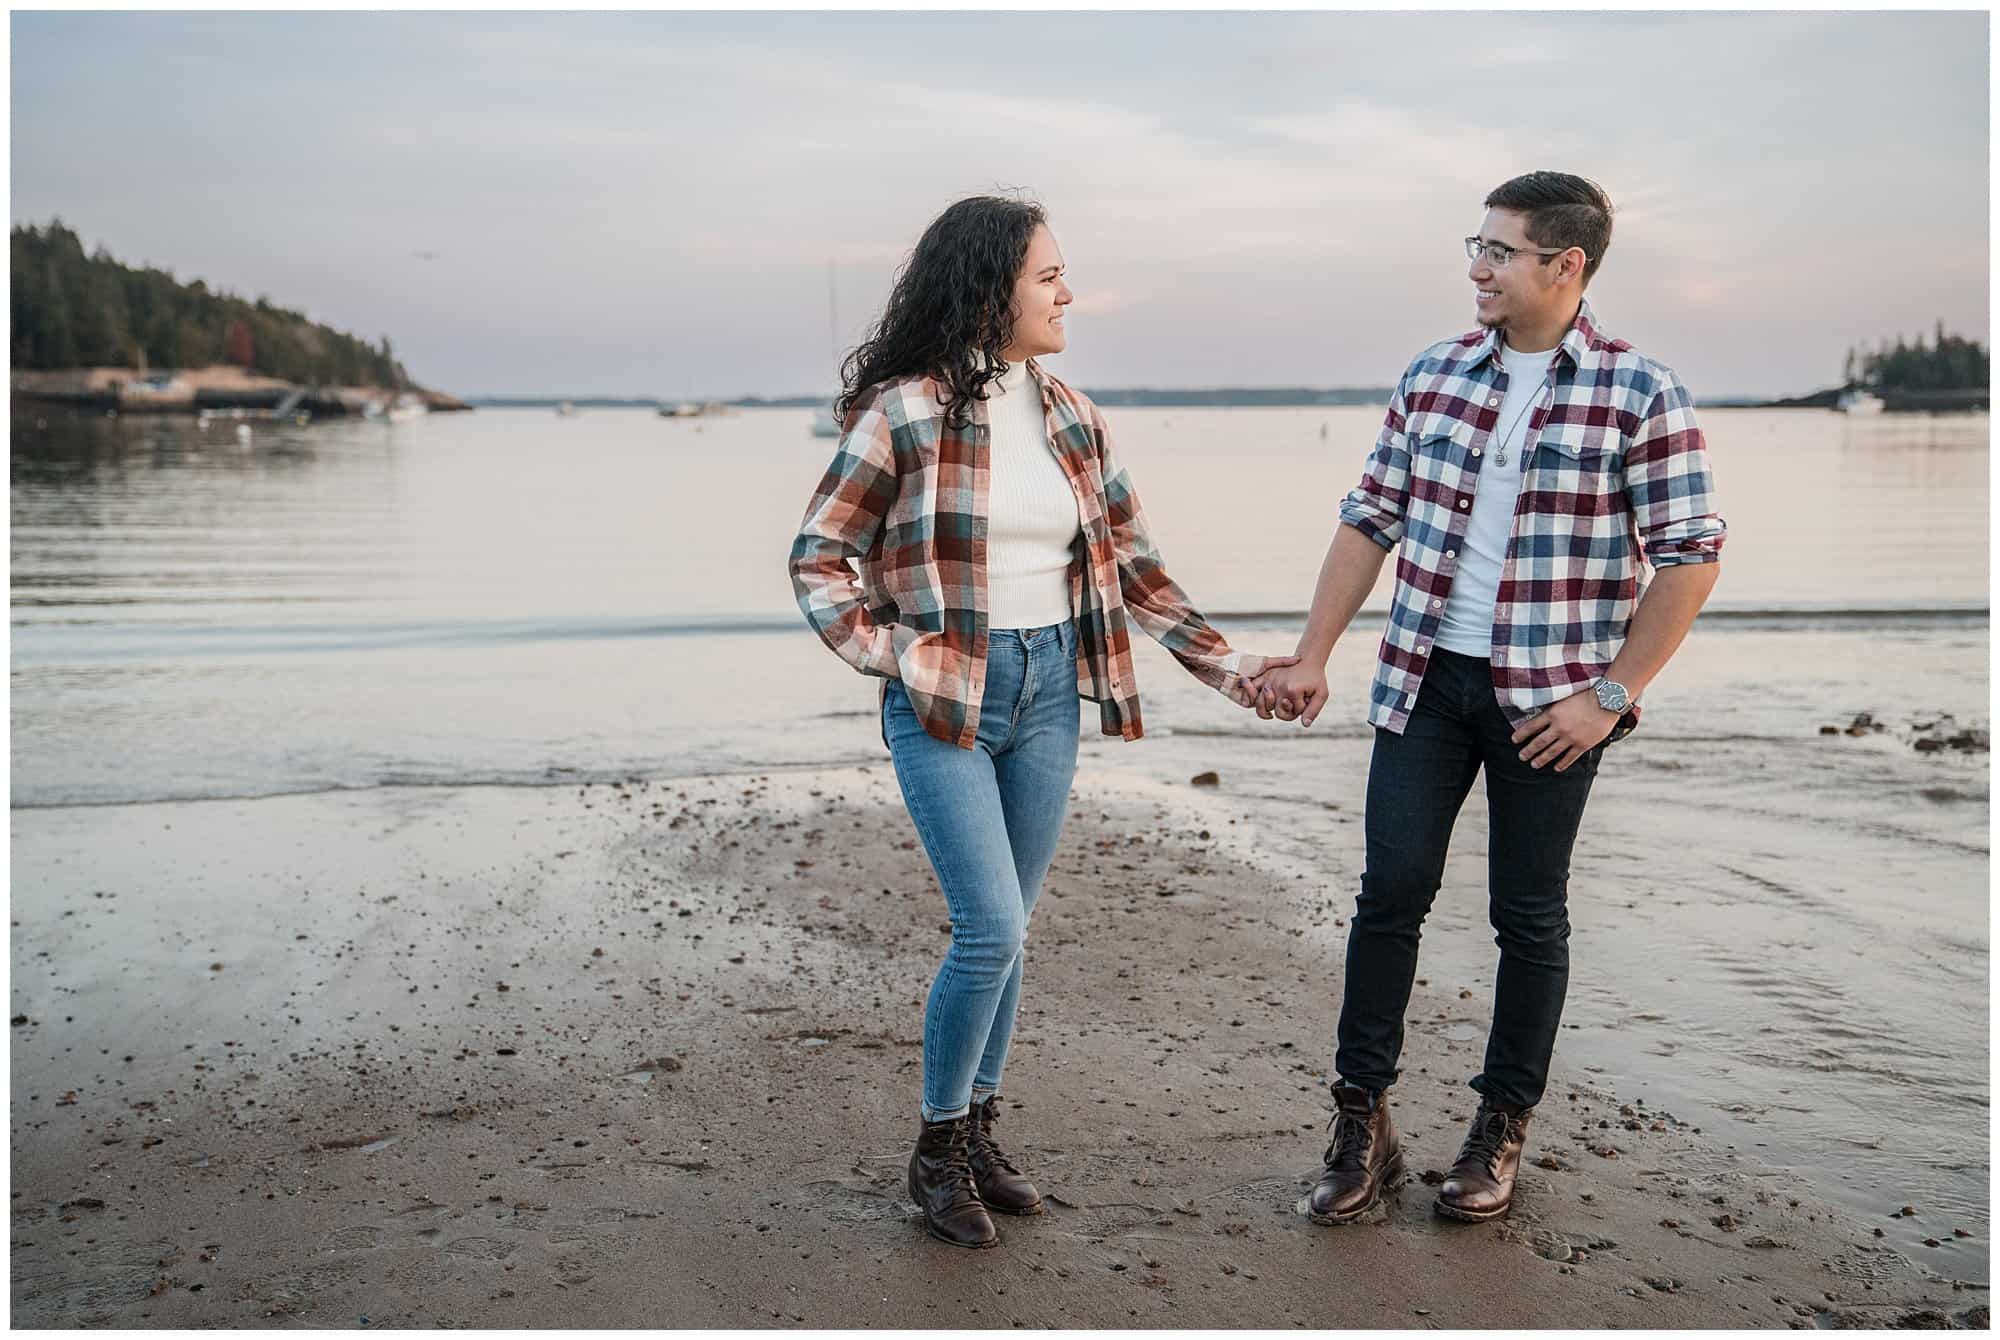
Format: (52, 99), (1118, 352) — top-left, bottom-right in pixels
(1244, 659), (1330, 727)
(1509, 686), (1620, 772)
(1225, 653), (1302, 710)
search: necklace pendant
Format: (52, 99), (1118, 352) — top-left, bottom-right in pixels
(1492, 447), (1508, 467)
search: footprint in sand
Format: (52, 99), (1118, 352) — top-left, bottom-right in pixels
(567, 1205), (632, 1227)
(1206, 1174), (1305, 1215)
(388, 1200), (453, 1221)
(323, 1225), (385, 1252)
(443, 1236), (516, 1262)
(12, 1237), (174, 1325)
(1517, 1227), (1575, 1262)
(796, 1179), (917, 1228)
(386, 1256), (452, 1291)
(245, 1258), (364, 1317)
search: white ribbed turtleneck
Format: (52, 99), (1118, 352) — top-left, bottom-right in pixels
(985, 361), (1083, 630)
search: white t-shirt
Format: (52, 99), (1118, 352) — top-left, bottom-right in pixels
(985, 361), (1084, 630)
(1434, 342), (1560, 658)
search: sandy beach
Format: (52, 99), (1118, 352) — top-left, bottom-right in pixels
(11, 702), (1988, 1328)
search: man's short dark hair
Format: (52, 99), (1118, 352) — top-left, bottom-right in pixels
(1484, 172), (1614, 285)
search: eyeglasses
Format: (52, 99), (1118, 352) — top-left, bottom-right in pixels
(1464, 236), (1572, 268)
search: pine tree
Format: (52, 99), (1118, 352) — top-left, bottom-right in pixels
(11, 218), (431, 390)
(226, 317), (254, 368)
(39, 260), (79, 367)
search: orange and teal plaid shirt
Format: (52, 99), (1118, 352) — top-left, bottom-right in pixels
(789, 363), (1255, 750)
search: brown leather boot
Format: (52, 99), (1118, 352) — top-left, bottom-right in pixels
(967, 1097), (1044, 1216)
(1306, 1082), (1404, 1225)
(908, 1114), (999, 1248)
(1434, 1100), (1533, 1222)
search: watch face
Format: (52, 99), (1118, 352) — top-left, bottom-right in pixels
(1596, 680), (1630, 712)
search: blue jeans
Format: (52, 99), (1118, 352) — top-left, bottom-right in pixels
(882, 620), (1080, 1122)
(1335, 649), (1605, 1110)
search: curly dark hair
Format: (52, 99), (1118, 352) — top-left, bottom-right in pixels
(836, 195), (1046, 428)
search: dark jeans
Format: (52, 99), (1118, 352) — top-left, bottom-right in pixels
(1335, 649), (1604, 1110)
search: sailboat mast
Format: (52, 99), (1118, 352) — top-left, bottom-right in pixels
(826, 260), (840, 361)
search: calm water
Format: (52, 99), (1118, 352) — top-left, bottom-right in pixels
(10, 403), (1988, 806)
(10, 401), (1991, 1274)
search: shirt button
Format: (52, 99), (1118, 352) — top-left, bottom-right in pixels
(1445, 549), (1457, 558)
(1458, 499), (1470, 509)
(1430, 598), (1443, 609)
(1472, 448), (1482, 457)
(1416, 644), (1429, 655)
(1487, 396), (1501, 408)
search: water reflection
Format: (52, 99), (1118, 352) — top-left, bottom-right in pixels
(12, 405), (340, 487)
(1836, 412), (1992, 453)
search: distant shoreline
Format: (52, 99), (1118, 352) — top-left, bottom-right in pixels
(15, 371), (1986, 417)
(465, 389), (1406, 410)
(11, 365), (471, 416)
(466, 387), (1989, 412)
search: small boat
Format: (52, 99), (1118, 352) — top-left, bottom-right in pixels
(659, 401), (734, 419)
(809, 405), (841, 438)
(556, 401), (578, 417)
(363, 393), (427, 423)
(1837, 389), (1886, 415)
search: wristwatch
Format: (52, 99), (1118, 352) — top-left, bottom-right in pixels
(1593, 677), (1632, 714)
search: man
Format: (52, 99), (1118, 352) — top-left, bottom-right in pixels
(1251, 172), (1726, 1225)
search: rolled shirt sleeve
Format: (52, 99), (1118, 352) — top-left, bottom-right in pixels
(1623, 372), (1727, 568)
(1338, 374), (1414, 551)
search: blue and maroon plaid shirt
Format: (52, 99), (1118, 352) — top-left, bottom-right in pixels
(1340, 300), (1727, 735)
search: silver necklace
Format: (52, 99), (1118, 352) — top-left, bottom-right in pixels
(1490, 365), (1547, 468)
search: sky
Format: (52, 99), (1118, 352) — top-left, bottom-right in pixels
(11, 10), (1990, 399)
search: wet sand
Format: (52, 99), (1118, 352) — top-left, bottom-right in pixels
(11, 740), (1989, 1328)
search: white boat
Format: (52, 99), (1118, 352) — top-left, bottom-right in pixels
(556, 401), (578, 417)
(658, 401), (733, 419)
(811, 261), (846, 439)
(363, 393), (428, 423)
(1837, 389), (1886, 415)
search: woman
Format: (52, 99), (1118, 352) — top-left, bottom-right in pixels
(788, 196), (1294, 1249)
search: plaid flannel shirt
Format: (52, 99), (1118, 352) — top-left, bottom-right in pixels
(1340, 300), (1727, 736)
(790, 363), (1252, 750)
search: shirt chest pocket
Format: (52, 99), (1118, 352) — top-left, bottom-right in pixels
(1532, 421), (1623, 491)
(1406, 413), (1478, 467)
(1047, 427), (1108, 535)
